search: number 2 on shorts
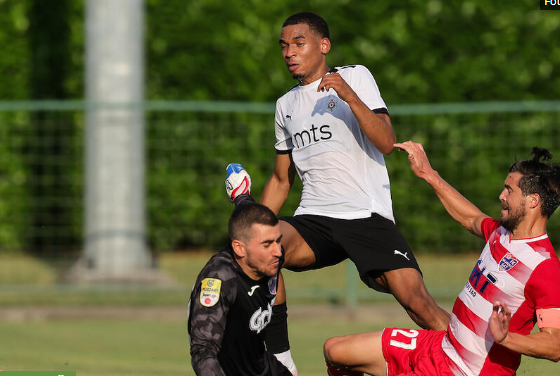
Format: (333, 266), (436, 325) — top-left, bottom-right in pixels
(389, 329), (419, 350)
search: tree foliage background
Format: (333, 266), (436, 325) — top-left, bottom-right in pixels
(0, 0), (559, 254)
(2, 0), (559, 102)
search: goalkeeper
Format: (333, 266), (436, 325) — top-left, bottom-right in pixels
(188, 192), (297, 376)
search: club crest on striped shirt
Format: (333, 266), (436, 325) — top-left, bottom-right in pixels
(499, 252), (518, 271)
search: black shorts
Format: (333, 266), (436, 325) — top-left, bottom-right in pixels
(280, 213), (421, 293)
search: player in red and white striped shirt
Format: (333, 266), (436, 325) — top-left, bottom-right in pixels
(324, 141), (560, 376)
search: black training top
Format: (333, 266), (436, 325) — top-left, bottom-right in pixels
(188, 246), (290, 376)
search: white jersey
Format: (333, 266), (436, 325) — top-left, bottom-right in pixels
(274, 65), (394, 221)
(442, 218), (560, 376)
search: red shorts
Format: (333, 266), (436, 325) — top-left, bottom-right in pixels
(381, 328), (455, 376)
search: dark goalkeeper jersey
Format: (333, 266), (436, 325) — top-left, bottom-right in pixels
(188, 246), (291, 376)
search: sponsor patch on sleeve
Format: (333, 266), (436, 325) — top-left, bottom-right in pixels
(200, 278), (222, 307)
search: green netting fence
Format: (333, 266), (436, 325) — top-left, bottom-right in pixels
(0, 100), (559, 257)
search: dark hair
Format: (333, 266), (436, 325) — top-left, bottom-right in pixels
(282, 12), (330, 39)
(228, 203), (279, 242)
(509, 147), (560, 217)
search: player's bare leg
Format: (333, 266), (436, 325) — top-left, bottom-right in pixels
(324, 331), (387, 376)
(376, 268), (450, 331)
(278, 220), (317, 268)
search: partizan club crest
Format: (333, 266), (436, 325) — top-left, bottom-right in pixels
(326, 97), (337, 112)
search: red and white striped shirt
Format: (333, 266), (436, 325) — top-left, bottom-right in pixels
(442, 218), (560, 376)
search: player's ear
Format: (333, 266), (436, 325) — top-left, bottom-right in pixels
(321, 38), (331, 54)
(231, 239), (247, 258)
(528, 193), (541, 209)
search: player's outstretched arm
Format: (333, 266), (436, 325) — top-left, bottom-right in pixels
(490, 301), (560, 362)
(394, 141), (488, 238)
(318, 72), (395, 155)
(261, 153), (296, 215)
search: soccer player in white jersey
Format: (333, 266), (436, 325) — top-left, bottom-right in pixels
(225, 12), (449, 371)
(260, 10), (449, 340)
(323, 141), (560, 376)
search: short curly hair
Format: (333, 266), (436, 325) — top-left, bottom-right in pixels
(282, 12), (330, 39)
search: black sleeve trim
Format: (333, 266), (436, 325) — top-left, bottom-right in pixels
(373, 108), (390, 116)
(275, 149), (292, 155)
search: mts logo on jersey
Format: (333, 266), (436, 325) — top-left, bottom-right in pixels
(292, 124), (332, 148)
(468, 260), (498, 296)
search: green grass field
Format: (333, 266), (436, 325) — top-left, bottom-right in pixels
(0, 252), (478, 306)
(0, 318), (557, 375)
(0, 253), (559, 375)
(0, 319), (380, 376)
